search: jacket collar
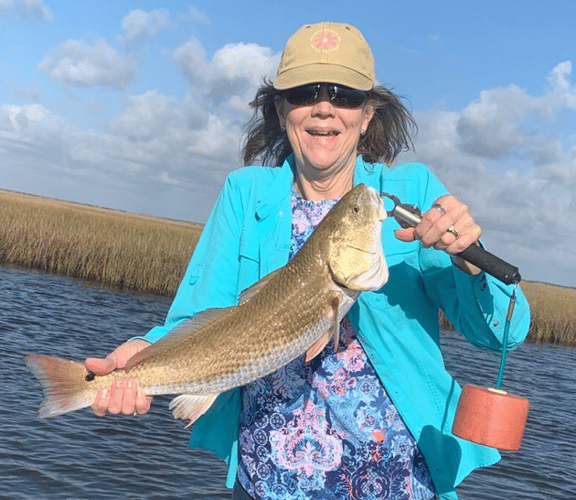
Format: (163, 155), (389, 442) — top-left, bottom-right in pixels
(354, 155), (387, 191)
(254, 154), (387, 220)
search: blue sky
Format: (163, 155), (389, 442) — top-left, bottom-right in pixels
(1, 0), (575, 287)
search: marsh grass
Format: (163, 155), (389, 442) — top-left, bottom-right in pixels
(1, 190), (574, 347)
(521, 281), (576, 347)
(439, 281), (576, 348)
(0, 189), (202, 296)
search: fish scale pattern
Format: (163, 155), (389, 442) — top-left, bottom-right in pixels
(107, 185), (383, 397)
(26, 185), (387, 424)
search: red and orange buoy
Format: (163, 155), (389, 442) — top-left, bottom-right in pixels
(452, 285), (529, 451)
(452, 384), (529, 451)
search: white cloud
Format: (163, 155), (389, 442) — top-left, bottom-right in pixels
(120, 8), (170, 42)
(2, 79), (40, 101)
(0, 0), (52, 21)
(546, 60), (576, 109)
(456, 84), (537, 158)
(108, 91), (187, 140)
(211, 42), (280, 95)
(173, 39), (279, 121)
(172, 38), (210, 88)
(181, 5), (209, 24)
(453, 61), (576, 161)
(1, 103), (65, 136)
(400, 61), (576, 285)
(38, 39), (136, 89)
(1, 36), (281, 223)
(7, 15), (575, 286)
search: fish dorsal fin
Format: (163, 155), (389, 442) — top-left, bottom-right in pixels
(124, 307), (233, 372)
(169, 394), (219, 428)
(238, 268), (281, 304)
(304, 296), (341, 362)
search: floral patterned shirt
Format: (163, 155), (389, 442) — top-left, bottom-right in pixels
(237, 188), (436, 500)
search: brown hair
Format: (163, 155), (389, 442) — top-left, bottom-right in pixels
(242, 80), (416, 166)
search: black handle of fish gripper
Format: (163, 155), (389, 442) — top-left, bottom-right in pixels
(455, 244), (521, 285)
(390, 203), (521, 285)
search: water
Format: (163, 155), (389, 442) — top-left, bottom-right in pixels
(1, 265), (575, 499)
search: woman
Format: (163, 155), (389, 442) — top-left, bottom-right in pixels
(86, 22), (530, 500)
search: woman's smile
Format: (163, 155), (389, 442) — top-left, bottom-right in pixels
(306, 127), (340, 137)
(276, 90), (374, 190)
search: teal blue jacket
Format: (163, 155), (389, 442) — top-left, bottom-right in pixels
(143, 156), (530, 500)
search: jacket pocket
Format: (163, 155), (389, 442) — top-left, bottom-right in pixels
(237, 230), (260, 297)
(188, 263), (204, 286)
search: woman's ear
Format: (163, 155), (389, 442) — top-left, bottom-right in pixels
(362, 104), (375, 133)
(275, 97), (287, 129)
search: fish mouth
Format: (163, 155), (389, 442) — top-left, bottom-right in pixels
(346, 243), (378, 254)
(365, 186), (387, 220)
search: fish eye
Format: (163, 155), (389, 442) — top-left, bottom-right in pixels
(352, 205), (360, 213)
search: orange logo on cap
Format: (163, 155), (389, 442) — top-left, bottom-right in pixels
(312, 30), (340, 51)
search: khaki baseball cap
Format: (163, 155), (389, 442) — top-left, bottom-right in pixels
(273, 22), (375, 91)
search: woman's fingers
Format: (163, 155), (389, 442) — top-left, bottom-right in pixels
(416, 195), (481, 253)
(135, 388), (153, 415)
(85, 357), (116, 376)
(86, 339), (152, 417)
(92, 388), (111, 417)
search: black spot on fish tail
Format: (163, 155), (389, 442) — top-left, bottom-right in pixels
(85, 371), (96, 382)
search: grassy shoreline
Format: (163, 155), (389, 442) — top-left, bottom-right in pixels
(1, 189), (574, 348)
(439, 281), (576, 349)
(0, 189), (202, 297)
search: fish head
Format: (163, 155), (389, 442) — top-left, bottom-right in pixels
(322, 184), (389, 291)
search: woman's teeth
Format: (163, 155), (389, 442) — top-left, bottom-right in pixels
(308, 130), (338, 136)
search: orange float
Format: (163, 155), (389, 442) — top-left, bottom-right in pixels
(378, 192), (530, 451)
(452, 384), (529, 451)
(451, 282), (529, 451)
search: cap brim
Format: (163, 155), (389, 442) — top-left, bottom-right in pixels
(273, 64), (373, 91)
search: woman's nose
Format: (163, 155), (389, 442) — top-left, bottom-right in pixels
(311, 86), (335, 115)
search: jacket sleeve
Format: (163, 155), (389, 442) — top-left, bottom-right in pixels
(414, 166), (530, 351)
(142, 174), (245, 344)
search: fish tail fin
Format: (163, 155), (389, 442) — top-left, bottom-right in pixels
(24, 354), (94, 418)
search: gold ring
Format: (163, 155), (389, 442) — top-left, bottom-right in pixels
(448, 225), (460, 238)
(432, 203), (446, 215)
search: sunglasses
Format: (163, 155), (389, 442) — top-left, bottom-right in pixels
(282, 83), (369, 109)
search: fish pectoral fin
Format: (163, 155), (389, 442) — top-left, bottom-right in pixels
(304, 296), (341, 362)
(331, 296), (340, 352)
(169, 394), (219, 428)
(305, 331), (331, 362)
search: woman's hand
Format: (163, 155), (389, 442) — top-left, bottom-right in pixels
(394, 194), (482, 275)
(85, 339), (153, 417)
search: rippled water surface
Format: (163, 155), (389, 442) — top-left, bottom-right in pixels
(1, 265), (575, 499)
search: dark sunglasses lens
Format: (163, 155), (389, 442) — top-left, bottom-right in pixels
(283, 83), (367, 108)
(283, 84), (319, 105)
(331, 86), (368, 108)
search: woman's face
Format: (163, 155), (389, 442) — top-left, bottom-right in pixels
(276, 85), (374, 181)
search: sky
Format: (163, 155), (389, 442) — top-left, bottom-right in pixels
(1, 0), (575, 288)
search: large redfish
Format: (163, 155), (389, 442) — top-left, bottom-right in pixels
(25, 184), (388, 426)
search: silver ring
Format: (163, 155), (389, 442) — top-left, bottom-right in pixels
(448, 225), (460, 238)
(432, 203), (446, 215)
